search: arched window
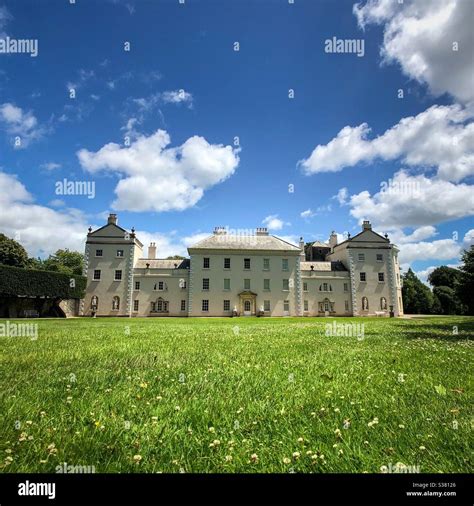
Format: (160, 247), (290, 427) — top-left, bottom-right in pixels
(362, 297), (369, 311)
(112, 296), (120, 310)
(91, 295), (98, 309)
(155, 298), (169, 313)
(380, 297), (387, 310)
(319, 283), (332, 292)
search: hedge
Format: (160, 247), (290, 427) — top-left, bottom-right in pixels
(0, 264), (86, 299)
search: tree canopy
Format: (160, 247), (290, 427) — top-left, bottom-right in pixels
(0, 234), (30, 268)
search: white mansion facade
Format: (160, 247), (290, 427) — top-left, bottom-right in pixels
(81, 214), (404, 318)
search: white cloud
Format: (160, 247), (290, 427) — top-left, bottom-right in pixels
(275, 234), (300, 247)
(398, 238), (461, 265)
(0, 5), (12, 37)
(161, 89), (193, 107)
(0, 103), (46, 148)
(40, 162), (61, 171)
(347, 170), (474, 229)
(66, 69), (95, 91)
(77, 129), (240, 212)
(354, 0), (474, 104)
(0, 172), (88, 256)
(334, 187), (349, 205)
(298, 104), (474, 181)
(387, 225), (438, 244)
(463, 229), (474, 248)
(262, 214), (289, 231)
(181, 232), (212, 248)
(300, 209), (315, 220)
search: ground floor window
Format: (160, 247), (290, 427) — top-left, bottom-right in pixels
(345, 300), (349, 311)
(264, 300), (270, 312)
(244, 300), (251, 311)
(223, 300), (230, 311)
(304, 300), (308, 311)
(181, 300), (186, 311)
(151, 298), (169, 312)
(133, 300), (139, 311)
(318, 299), (334, 312)
(202, 300), (209, 312)
(283, 301), (290, 312)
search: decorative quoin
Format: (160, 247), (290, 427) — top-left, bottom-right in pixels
(81, 214), (404, 318)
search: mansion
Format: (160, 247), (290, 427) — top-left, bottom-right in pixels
(82, 214), (404, 318)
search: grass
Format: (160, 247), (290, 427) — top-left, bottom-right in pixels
(0, 316), (472, 473)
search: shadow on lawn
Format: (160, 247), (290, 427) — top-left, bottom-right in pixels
(391, 319), (474, 341)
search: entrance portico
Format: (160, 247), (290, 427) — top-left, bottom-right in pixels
(238, 290), (257, 316)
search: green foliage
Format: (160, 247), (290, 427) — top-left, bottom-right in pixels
(41, 249), (84, 275)
(428, 266), (461, 289)
(432, 286), (459, 315)
(456, 246), (474, 315)
(401, 268), (434, 314)
(0, 316), (472, 472)
(165, 255), (186, 260)
(0, 264), (86, 299)
(0, 233), (29, 268)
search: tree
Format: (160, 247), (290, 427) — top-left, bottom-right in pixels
(432, 286), (458, 315)
(166, 255), (186, 260)
(428, 266), (461, 289)
(401, 268), (434, 314)
(42, 249), (84, 276)
(0, 233), (29, 268)
(456, 246), (474, 315)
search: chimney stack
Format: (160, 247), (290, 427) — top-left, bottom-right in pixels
(299, 236), (305, 259)
(148, 242), (156, 259)
(213, 226), (227, 235)
(362, 220), (372, 231)
(329, 231), (338, 250)
(256, 227), (268, 236)
(107, 213), (118, 225)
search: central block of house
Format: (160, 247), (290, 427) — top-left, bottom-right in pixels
(82, 215), (404, 317)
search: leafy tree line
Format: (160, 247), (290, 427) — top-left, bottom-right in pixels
(0, 233), (84, 275)
(402, 246), (474, 315)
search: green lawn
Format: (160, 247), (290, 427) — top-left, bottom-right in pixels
(0, 316), (472, 473)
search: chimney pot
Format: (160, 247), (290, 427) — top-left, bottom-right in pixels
(148, 242), (157, 259)
(107, 213), (117, 225)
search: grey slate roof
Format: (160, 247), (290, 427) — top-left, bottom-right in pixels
(188, 234), (301, 251)
(135, 259), (190, 269)
(301, 261), (348, 272)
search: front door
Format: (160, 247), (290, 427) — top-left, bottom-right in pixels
(244, 299), (252, 316)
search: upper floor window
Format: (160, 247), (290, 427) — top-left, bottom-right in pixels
(263, 279), (270, 291)
(244, 279), (251, 290)
(154, 281), (166, 291)
(358, 253), (365, 262)
(114, 270), (122, 281)
(203, 257), (210, 269)
(224, 258), (231, 269)
(93, 269), (101, 280)
(282, 279), (289, 291)
(202, 278), (210, 290)
(378, 272), (385, 282)
(135, 281), (140, 290)
(263, 258), (270, 270)
(244, 258), (251, 270)
(95, 249), (103, 257)
(117, 250), (124, 257)
(282, 259), (289, 271)
(376, 254), (383, 262)
(360, 272), (366, 282)
(303, 282), (308, 292)
(319, 283), (332, 292)
(224, 278), (230, 290)
(344, 283), (348, 292)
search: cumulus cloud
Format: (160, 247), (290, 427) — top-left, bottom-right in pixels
(77, 129), (240, 212)
(299, 104), (474, 181)
(0, 172), (88, 256)
(262, 215), (289, 231)
(300, 209), (315, 220)
(353, 0), (474, 104)
(161, 89), (193, 107)
(399, 238), (461, 265)
(347, 170), (474, 229)
(0, 103), (46, 148)
(40, 162), (61, 171)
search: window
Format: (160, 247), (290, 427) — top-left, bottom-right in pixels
(324, 300), (329, 312)
(380, 297), (387, 310)
(319, 283), (332, 292)
(304, 300), (308, 311)
(358, 253), (365, 262)
(223, 300), (230, 311)
(202, 300), (209, 312)
(156, 299), (168, 312)
(112, 296), (120, 310)
(154, 281), (166, 291)
(135, 281), (140, 290)
(303, 282), (308, 292)
(116, 250), (124, 257)
(376, 253), (383, 262)
(95, 249), (103, 257)
(263, 279), (270, 291)
(264, 300), (270, 312)
(360, 272), (366, 282)
(93, 269), (101, 280)
(244, 279), (251, 290)
(345, 300), (349, 311)
(224, 278), (230, 290)
(378, 272), (385, 282)
(114, 270), (122, 281)
(203, 257), (210, 269)
(283, 301), (290, 312)
(323, 283), (328, 292)
(282, 259), (289, 271)
(181, 300), (186, 311)
(362, 297), (369, 310)
(344, 283), (348, 292)
(133, 300), (139, 312)
(263, 258), (270, 270)
(283, 279), (289, 291)
(244, 258), (251, 270)
(244, 300), (251, 312)
(202, 278), (210, 290)
(224, 258), (231, 269)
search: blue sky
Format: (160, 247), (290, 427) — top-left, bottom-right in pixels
(0, 0), (473, 283)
